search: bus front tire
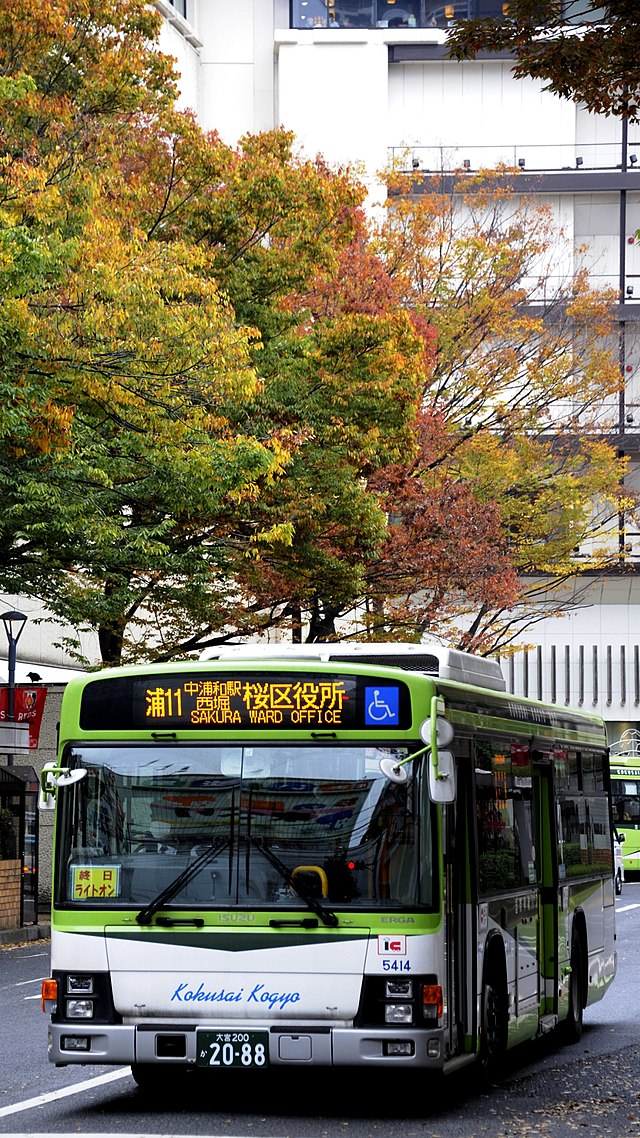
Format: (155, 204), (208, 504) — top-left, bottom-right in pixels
(131, 1063), (156, 1090)
(561, 930), (585, 1044)
(131, 1063), (189, 1090)
(479, 955), (508, 1072)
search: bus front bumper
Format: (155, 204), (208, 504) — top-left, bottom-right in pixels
(48, 1023), (446, 1069)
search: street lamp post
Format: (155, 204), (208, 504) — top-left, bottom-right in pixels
(2, 610), (28, 767)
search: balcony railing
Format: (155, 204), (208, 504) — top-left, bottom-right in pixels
(388, 142), (640, 175)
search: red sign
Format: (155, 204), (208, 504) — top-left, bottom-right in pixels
(0, 686), (48, 748)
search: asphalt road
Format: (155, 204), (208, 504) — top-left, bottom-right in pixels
(1, 885), (639, 1137)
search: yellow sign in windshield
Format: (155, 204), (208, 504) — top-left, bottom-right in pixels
(71, 866), (120, 899)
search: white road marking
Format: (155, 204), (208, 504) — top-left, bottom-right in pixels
(15, 977), (44, 986)
(616, 902), (640, 912)
(0, 1069), (131, 1118)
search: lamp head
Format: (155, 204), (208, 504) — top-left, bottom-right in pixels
(1, 610), (27, 642)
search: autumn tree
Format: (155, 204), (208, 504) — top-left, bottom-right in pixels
(241, 171), (629, 650)
(358, 171), (632, 652)
(212, 229), (518, 645)
(0, 2), (293, 665)
(0, 1), (429, 664)
(126, 132), (432, 651)
(182, 169), (631, 651)
(447, 1), (640, 120)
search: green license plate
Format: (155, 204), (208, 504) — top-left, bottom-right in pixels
(196, 1029), (269, 1068)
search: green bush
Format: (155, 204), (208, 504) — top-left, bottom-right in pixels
(0, 807), (17, 859)
(479, 849), (519, 892)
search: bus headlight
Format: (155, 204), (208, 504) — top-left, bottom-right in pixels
(66, 999), (94, 1019)
(384, 1003), (413, 1024)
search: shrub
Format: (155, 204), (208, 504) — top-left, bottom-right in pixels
(0, 807), (17, 859)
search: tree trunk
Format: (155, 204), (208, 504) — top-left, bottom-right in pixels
(306, 598), (341, 642)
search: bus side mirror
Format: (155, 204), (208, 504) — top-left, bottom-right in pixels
(419, 716), (455, 749)
(428, 749), (456, 804)
(38, 762), (58, 811)
(38, 762), (87, 811)
(420, 711), (456, 804)
(378, 707), (457, 802)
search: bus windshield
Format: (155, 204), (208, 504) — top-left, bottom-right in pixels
(57, 743), (435, 912)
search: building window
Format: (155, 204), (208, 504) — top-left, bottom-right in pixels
(291, 1), (510, 30)
(169, 0), (187, 18)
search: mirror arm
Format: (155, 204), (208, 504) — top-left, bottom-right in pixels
(39, 765), (87, 794)
(396, 744), (430, 772)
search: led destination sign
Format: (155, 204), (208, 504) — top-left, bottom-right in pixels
(79, 672), (412, 732)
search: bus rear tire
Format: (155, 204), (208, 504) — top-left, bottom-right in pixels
(615, 869), (623, 896)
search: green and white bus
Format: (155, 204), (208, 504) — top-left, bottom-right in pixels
(39, 643), (617, 1086)
(609, 728), (640, 879)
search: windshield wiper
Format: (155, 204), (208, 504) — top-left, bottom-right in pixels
(136, 837), (229, 926)
(251, 837), (338, 928)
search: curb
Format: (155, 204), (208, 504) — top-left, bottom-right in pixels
(0, 920), (51, 947)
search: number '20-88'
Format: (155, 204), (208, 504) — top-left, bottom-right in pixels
(382, 959), (411, 972)
(208, 1041), (267, 1066)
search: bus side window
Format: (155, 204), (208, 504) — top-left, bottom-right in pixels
(475, 739), (535, 893)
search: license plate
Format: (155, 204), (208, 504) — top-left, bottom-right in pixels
(196, 1029), (269, 1068)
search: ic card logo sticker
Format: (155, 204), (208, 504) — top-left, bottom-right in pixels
(378, 934), (407, 955)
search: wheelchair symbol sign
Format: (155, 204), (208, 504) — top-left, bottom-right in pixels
(365, 686), (400, 726)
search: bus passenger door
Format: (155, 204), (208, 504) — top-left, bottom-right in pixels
(444, 751), (475, 1059)
(533, 757), (558, 1023)
(509, 746), (540, 1021)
